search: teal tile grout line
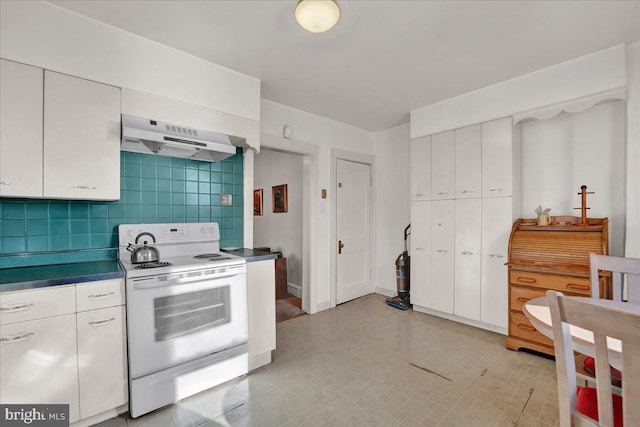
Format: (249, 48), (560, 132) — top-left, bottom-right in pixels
(0, 150), (244, 268)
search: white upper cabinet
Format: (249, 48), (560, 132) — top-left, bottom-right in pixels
(482, 117), (513, 197)
(455, 124), (481, 198)
(410, 201), (432, 307)
(0, 59), (43, 198)
(454, 198), (482, 321)
(431, 131), (455, 200)
(43, 71), (121, 200)
(410, 136), (431, 201)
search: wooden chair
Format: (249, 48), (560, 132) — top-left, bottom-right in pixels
(548, 290), (640, 426)
(578, 254), (640, 386)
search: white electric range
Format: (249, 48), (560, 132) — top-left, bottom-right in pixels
(118, 222), (248, 418)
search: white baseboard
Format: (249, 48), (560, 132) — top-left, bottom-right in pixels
(316, 301), (331, 312)
(375, 287), (395, 297)
(249, 350), (272, 371)
(71, 404), (128, 427)
(287, 282), (302, 298)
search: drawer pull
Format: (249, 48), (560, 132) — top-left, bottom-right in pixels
(566, 283), (590, 291)
(415, 193), (424, 197)
(461, 190), (473, 194)
(88, 291), (115, 300)
(436, 249), (448, 253)
(415, 247), (426, 251)
(517, 277), (537, 284)
(489, 188), (503, 192)
(0, 302), (34, 313)
(89, 317), (116, 327)
(516, 297), (530, 303)
(461, 251), (474, 256)
(1, 332), (34, 344)
(489, 254), (504, 259)
(517, 323), (536, 332)
(0, 180), (11, 186)
(436, 191), (448, 195)
(72, 184), (97, 190)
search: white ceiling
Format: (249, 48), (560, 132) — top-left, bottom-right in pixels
(51, 0), (640, 132)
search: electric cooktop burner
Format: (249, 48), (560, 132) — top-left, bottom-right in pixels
(193, 254), (222, 259)
(135, 261), (172, 269)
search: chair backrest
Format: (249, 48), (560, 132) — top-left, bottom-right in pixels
(548, 290), (640, 426)
(589, 253), (640, 302)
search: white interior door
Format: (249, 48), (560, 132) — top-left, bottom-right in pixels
(336, 159), (371, 304)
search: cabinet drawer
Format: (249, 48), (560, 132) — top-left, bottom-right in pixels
(509, 311), (554, 348)
(0, 285), (75, 325)
(76, 279), (125, 312)
(509, 271), (591, 295)
(509, 286), (547, 312)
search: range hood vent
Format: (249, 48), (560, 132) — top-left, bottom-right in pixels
(121, 115), (239, 162)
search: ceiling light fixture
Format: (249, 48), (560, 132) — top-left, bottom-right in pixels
(295, 0), (340, 33)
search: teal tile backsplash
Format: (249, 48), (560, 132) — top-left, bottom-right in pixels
(0, 150), (244, 268)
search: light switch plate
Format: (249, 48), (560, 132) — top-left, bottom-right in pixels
(220, 194), (233, 206)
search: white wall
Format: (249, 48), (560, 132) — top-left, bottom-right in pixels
(626, 41), (640, 259)
(521, 101), (626, 255)
(260, 100), (375, 312)
(0, 1), (260, 121)
(410, 45), (626, 138)
(254, 149), (304, 287)
(373, 124), (411, 295)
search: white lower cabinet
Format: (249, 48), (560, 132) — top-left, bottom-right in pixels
(410, 201), (431, 307)
(247, 259), (276, 370)
(481, 197), (513, 329)
(0, 314), (81, 423)
(77, 306), (128, 419)
(454, 199), (482, 321)
(0, 279), (127, 425)
(430, 200), (455, 314)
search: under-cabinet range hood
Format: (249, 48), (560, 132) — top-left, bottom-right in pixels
(121, 115), (239, 162)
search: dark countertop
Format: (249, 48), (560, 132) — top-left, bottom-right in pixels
(0, 260), (125, 293)
(221, 248), (280, 262)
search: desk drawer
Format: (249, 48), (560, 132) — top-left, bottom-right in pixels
(0, 286), (76, 325)
(509, 311), (554, 348)
(509, 271), (591, 295)
(76, 279), (124, 312)
(509, 287), (547, 312)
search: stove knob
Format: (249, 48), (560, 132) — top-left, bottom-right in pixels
(200, 227), (206, 234)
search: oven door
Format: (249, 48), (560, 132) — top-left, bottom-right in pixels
(126, 265), (247, 378)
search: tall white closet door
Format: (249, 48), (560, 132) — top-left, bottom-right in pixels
(454, 199), (482, 320)
(410, 136), (432, 201)
(410, 201), (431, 307)
(482, 117), (513, 198)
(455, 125), (481, 199)
(431, 131), (455, 200)
(430, 200), (455, 313)
(481, 197), (512, 329)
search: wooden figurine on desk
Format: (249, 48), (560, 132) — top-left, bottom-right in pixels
(574, 185), (594, 224)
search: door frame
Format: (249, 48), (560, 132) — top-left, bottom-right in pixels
(330, 148), (376, 308)
(254, 133), (319, 314)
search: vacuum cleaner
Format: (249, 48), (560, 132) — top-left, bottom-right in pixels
(386, 224), (411, 310)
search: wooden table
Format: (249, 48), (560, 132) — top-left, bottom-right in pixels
(523, 296), (640, 370)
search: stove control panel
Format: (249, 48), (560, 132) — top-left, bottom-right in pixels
(119, 222), (220, 246)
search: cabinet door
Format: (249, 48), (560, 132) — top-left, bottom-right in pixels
(410, 136), (431, 201)
(455, 124), (481, 199)
(0, 59), (43, 197)
(43, 71), (121, 200)
(430, 200), (455, 313)
(0, 314), (80, 422)
(77, 306), (127, 419)
(410, 201), (431, 307)
(247, 259), (276, 370)
(454, 199), (482, 320)
(481, 117), (513, 198)
(431, 131), (455, 200)
(481, 197), (512, 329)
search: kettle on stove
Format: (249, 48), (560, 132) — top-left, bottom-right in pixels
(127, 232), (160, 264)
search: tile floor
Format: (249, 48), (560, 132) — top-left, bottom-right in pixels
(98, 294), (560, 427)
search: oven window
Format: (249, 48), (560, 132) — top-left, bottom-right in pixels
(154, 286), (231, 341)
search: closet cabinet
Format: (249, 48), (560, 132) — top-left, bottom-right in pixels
(482, 117), (515, 198)
(429, 200), (455, 314)
(409, 201), (431, 307)
(44, 71), (121, 200)
(454, 125), (481, 199)
(454, 198), (482, 321)
(410, 136), (431, 201)
(431, 131), (455, 200)
(0, 59), (43, 197)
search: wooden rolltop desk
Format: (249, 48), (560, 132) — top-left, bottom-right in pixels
(505, 217), (609, 356)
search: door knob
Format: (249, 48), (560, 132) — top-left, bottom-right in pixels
(338, 240), (344, 254)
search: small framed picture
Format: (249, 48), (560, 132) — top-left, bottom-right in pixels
(253, 189), (263, 216)
(272, 184), (288, 213)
